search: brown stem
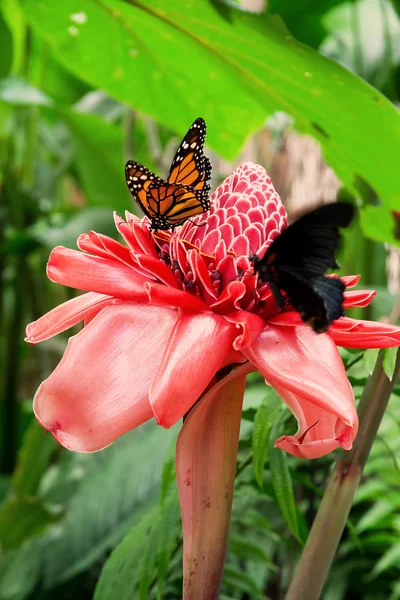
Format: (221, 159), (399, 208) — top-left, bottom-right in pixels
(285, 296), (400, 600)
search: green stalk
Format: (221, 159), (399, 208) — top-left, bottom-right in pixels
(285, 296), (400, 600)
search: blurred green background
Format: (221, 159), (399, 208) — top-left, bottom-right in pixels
(1, 0), (400, 598)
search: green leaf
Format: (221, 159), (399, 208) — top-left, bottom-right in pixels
(360, 205), (400, 248)
(0, 498), (54, 549)
(369, 542), (400, 579)
(269, 0), (341, 47)
(364, 285), (397, 322)
(252, 390), (282, 489)
(228, 533), (271, 564)
(159, 438), (177, 509)
(0, 76), (52, 106)
(383, 347), (398, 381)
(61, 110), (129, 211)
(0, 424), (177, 596)
(156, 493), (181, 596)
(222, 564), (264, 599)
(0, 15), (12, 77)
(19, 0), (400, 208)
(13, 419), (57, 498)
(94, 491), (181, 600)
(320, 0), (400, 91)
(243, 384), (267, 410)
(356, 499), (396, 533)
(0, 421), (58, 550)
(94, 504), (159, 600)
(0, 544), (41, 600)
(363, 348), (380, 375)
(40, 425), (177, 588)
(268, 422), (302, 543)
(1, 0), (25, 76)
(31, 208), (118, 250)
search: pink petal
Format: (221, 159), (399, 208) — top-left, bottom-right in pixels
(144, 282), (209, 312)
(47, 246), (148, 300)
(114, 213), (158, 257)
(34, 303), (178, 452)
(150, 312), (237, 428)
(224, 311), (265, 350)
(335, 274), (361, 288)
(26, 292), (114, 343)
(78, 231), (135, 268)
(230, 234), (250, 258)
(244, 322), (357, 436)
(176, 362), (254, 600)
(329, 317), (400, 348)
(343, 289), (376, 308)
(201, 230), (221, 255)
(135, 254), (179, 287)
(273, 383), (356, 459)
(211, 281), (247, 314)
(187, 250), (217, 304)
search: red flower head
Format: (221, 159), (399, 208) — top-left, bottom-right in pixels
(26, 163), (400, 458)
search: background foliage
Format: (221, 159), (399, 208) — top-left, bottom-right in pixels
(1, 0), (400, 598)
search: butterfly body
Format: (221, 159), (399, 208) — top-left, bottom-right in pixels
(250, 203), (355, 333)
(125, 118), (211, 231)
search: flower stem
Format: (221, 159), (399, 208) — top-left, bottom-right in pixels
(285, 297), (400, 600)
(176, 363), (254, 600)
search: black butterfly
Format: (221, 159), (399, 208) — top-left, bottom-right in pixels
(249, 203), (355, 333)
(125, 118), (211, 231)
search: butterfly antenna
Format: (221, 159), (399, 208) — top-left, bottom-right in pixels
(187, 219), (207, 228)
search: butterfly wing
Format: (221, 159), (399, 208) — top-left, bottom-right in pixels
(261, 203), (355, 277)
(167, 117), (212, 193)
(146, 184), (210, 228)
(251, 202), (354, 332)
(275, 267), (346, 332)
(125, 160), (210, 230)
(126, 118), (212, 231)
(125, 161), (165, 221)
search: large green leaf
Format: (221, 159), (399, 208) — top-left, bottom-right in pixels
(61, 110), (130, 211)
(360, 205), (400, 249)
(94, 491), (181, 600)
(19, 0), (400, 208)
(0, 424), (176, 598)
(39, 424), (177, 588)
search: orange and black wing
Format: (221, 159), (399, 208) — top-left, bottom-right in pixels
(126, 160), (210, 230)
(146, 184), (210, 228)
(125, 161), (165, 221)
(167, 117), (212, 193)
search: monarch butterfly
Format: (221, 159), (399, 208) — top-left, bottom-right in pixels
(250, 203), (355, 333)
(125, 118), (212, 232)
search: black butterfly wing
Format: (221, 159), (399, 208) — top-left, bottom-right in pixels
(262, 203), (355, 277)
(167, 117), (212, 193)
(275, 267), (346, 333)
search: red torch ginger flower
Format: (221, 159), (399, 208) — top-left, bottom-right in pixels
(26, 163), (400, 458)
